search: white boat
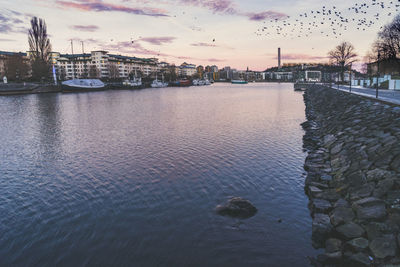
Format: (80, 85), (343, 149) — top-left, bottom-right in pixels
(151, 71), (168, 88)
(193, 79), (210, 86)
(62, 79), (105, 92)
(231, 80), (248, 84)
(123, 77), (142, 87)
(151, 80), (168, 88)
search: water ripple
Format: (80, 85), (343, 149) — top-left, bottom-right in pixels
(0, 83), (315, 266)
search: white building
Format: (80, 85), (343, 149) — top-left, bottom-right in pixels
(51, 50), (159, 80)
(180, 62), (197, 77)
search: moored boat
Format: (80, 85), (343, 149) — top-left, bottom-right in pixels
(151, 80), (168, 88)
(62, 79), (105, 92)
(179, 79), (191, 87)
(231, 80), (248, 84)
(123, 77), (142, 88)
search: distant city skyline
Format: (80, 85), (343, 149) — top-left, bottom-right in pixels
(0, 0), (397, 71)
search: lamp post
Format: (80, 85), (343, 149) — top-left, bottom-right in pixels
(376, 51), (380, 98)
(349, 63), (352, 92)
(337, 71), (340, 90)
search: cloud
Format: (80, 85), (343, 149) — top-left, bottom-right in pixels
(189, 25), (203, 32)
(180, 0), (236, 14)
(190, 42), (217, 47)
(207, 58), (225, 62)
(70, 25), (99, 32)
(245, 11), (289, 21)
(271, 53), (328, 61)
(0, 10), (29, 34)
(55, 0), (169, 17)
(0, 38), (15, 42)
(139, 36), (176, 45)
(177, 0), (287, 21)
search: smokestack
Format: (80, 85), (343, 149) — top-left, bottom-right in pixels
(278, 47), (281, 69)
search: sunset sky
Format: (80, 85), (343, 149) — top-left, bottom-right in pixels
(0, 0), (398, 70)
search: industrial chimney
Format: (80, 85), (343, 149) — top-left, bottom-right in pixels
(278, 48), (281, 69)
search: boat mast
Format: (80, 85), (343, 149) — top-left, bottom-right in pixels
(82, 41), (87, 78)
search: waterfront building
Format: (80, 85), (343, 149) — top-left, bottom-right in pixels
(180, 62), (197, 77)
(367, 58), (400, 77)
(51, 50), (158, 80)
(211, 65), (219, 73)
(196, 65), (204, 79)
(0, 51), (30, 80)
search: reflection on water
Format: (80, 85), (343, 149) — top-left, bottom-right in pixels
(0, 83), (315, 266)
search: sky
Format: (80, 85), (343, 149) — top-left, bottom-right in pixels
(0, 0), (398, 71)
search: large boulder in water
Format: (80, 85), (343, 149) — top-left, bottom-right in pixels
(216, 197), (257, 219)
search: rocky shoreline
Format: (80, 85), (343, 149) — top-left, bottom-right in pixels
(302, 85), (400, 266)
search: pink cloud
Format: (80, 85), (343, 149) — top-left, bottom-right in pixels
(180, 0), (236, 14)
(70, 25), (99, 32)
(190, 42), (217, 47)
(246, 11), (288, 21)
(272, 53), (328, 61)
(208, 58), (225, 62)
(55, 0), (169, 17)
(139, 36), (176, 45)
(176, 0), (288, 21)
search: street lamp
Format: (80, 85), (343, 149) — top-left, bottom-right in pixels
(349, 63), (352, 92)
(376, 51), (380, 98)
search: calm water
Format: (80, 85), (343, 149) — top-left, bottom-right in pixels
(0, 83), (315, 266)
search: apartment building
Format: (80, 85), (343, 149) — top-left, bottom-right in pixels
(50, 50), (159, 80)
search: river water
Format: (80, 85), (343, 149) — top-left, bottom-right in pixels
(0, 83), (316, 266)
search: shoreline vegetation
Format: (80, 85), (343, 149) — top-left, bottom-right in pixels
(302, 84), (400, 266)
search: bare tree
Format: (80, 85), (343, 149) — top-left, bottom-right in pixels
(89, 65), (99, 78)
(328, 41), (358, 82)
(108, 64), (119, 80)
(28, 17), (52, 81)
(374, 14), (400, 59)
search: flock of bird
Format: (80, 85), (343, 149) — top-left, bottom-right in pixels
(255, 0), (400, 39)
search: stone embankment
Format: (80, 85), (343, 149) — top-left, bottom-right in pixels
(302, 85), (400, 266)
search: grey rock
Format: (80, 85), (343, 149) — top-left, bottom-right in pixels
(346, 171), (367, 187)
(374, 153), (394, 168)
(369, 235), (397, 259)
(216, 197), (257, 219)
(352, 197), (387, 221)
(323, 134), (336, 148)
(331, 142), (343, 155)
(315, 189), (341, 201)
(321, 174), (333, 181)
(317, 251), (342, 263)
(387, 190), (400, 206)
(308, 186), (323, 197)
(325, 238), (342, 253)
(330, 207), (355, 226)
(348, 252), (372, 266)
(336, 222), (365, 239)
(365, 222), (394, 240)
(312, 213), (333, 248)
(373, 178), (395, 198)
(346, 238), (369, 251)
(311, 199), (332, 214)
(334, 198), (350, 208)
(391, 154), (400, 172)
(349, 183), (375, 201)
(366, 169), (395, 182)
